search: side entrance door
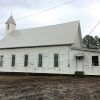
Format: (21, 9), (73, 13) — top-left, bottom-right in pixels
(76, 57), (84, 72)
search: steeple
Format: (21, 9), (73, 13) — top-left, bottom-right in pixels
(5, 15), (16, 34)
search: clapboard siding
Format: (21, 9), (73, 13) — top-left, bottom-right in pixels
(0, 46), (100, 75)
(0, 46), (72, 74)
(70, 49), (100, 75)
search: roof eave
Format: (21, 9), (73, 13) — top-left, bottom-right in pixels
(0, 44), (72, 50)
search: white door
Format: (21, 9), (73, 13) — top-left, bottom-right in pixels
(76, 57), (84, 71)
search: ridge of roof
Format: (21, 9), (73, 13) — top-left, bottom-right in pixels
(16, 20), (79, 32)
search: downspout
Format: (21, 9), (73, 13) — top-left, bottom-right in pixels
(68, 47), (70, 67)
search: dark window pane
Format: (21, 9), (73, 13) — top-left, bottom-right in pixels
(12, 55), (15, 66)
(92, 56), (99, 66)
(7, 24), (9, 30)
(54, 54), (58, 67)
(38, 54), (42, 67)
(0, 56), (3, 67)
(24, 55), (28, 66)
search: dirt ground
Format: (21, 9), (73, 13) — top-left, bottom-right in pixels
(0, 75), (100, 100)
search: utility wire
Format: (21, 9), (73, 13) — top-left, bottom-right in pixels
(88, 21), (100, 35)
(0, 0), (76, 24)
(16, 0), (76, 20)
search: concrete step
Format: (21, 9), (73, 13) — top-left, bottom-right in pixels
(74, 71), (84, 77)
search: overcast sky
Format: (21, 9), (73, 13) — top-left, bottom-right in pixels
(0, 0), (100, 39)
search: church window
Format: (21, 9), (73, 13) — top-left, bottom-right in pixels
(0, 55), (3, 67)
(92, 56), (99, 66)
(12, 55), (15, 67)
(24, 55), (28, 66)
(54, 54), (59, 67)
(38, 54), (42, 67)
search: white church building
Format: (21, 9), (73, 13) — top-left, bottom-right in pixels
(0, 15), (100, 76)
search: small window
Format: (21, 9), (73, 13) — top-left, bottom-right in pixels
(12, 55), (15, 67)
(24, 55), (28, 66)
(92, 56), (99, 66)
(38, 54), (42, 67)
(7, 24), (9, 30)
(54, 54), (59, 67)
(0, 55), (3, 67)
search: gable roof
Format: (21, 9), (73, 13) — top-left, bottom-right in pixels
(0, 21), (80, 49)
(5, 15), (16, 25)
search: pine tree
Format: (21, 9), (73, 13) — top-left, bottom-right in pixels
(82, 35), (98, 49)
(95, 36), (100, 48)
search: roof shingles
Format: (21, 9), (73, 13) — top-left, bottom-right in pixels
(0, 21), (80, 49)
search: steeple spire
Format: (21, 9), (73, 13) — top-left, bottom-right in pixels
(5, 15), (16, 34)
(5, 15), (16, 25)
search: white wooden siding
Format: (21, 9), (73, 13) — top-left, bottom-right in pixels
(70, 49), (100, 75)
(0, 46), (100, 75)
(0, 46), (71, 74)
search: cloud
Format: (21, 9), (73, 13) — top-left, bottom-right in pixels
(1, 0), (100, 38)
(15, 5), (78, 30)
(0, 0), (68, 9)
